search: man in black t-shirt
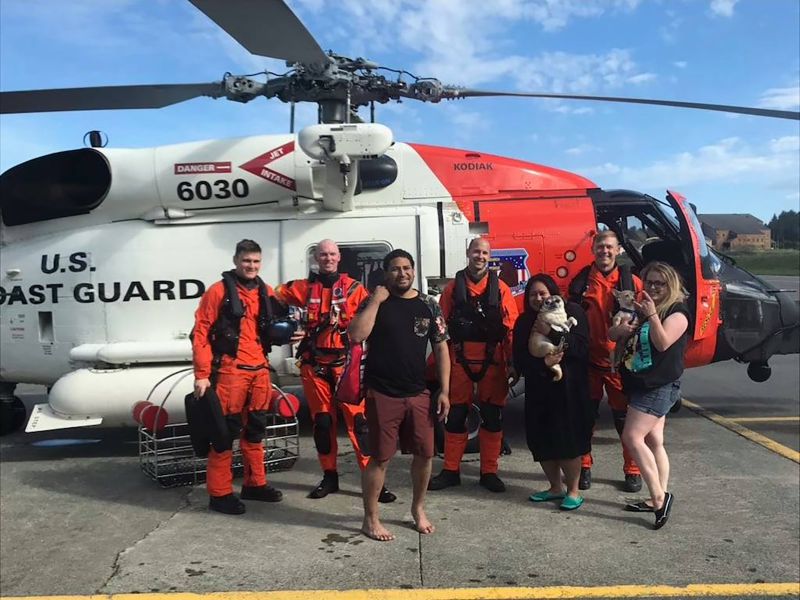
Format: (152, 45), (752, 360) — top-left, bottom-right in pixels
(349, 249), (451, 541)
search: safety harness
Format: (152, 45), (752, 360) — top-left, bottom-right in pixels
(207, 270), (274, 379)
(190, 271), (277, 453)
(568, 264), (635, 373)
(298, 272), (362, 373)
(568, 264), (634, 311)
(447, 269), (507, 382)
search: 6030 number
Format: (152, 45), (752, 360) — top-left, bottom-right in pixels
(177, 179), (249, 201)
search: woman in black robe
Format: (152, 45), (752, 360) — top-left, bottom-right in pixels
(512, 273), (592, 510)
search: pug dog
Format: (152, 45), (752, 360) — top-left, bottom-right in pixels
(528, 295), (577, 381)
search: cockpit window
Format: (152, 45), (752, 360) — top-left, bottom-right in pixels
(655, 202), (680, 232)
(0, 149), (110, 226)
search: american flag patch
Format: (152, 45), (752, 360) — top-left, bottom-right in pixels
(490, 248), (530, 296)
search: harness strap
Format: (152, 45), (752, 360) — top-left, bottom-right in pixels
(455, 340), (499, 383)
(301, 274), (361, 367)
(452, 269), (502, 382)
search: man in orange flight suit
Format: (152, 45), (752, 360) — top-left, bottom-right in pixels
(428, 238), (519, 493)
(276, 239), (395, 503)
(193, 239), (285, 515)
(569, 230), (643, 492)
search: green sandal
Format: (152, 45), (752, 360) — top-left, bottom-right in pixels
(529, 490), (566, 502)
(560, 495), (584, 510)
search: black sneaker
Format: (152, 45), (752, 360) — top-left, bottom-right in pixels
(378, 486), (397, 503)
(479, 473), (506, 493)
(623, 474), (643, 493)
(654, 492), (674, 530)
(241, 485), (283, 503)
(209, 493), (246, 515)
(308, 470), (339, 499)
(579, 467), (592, 490)
(427, 469), (461, 490)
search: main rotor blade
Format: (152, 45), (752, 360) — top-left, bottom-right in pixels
(0, 83), (224, 114)
(189, 0), (328, 65)
(448, 89), (800, 120)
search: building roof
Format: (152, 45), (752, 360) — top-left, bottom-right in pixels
(698, 213), (768, 235)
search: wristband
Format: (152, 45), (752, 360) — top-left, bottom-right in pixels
(645, 312), (657, 320)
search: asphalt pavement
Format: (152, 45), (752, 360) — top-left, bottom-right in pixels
(1, 378), (798, 599)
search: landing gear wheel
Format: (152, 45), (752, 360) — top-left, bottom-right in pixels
(747, 361), (771, 383)
(0, 396), (26, 436)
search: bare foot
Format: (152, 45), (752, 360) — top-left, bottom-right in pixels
(361, 517), (395, 542)
(411, 508), (435, 534)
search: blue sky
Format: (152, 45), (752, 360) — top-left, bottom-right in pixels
(1, 0), (798, 223)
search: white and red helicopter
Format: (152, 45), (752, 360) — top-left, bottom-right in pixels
(1, 0), (798, 435)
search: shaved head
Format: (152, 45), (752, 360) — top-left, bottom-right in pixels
(466, 237), (491, 279)
(468, 237), (490, 252)
(315, 239), (341, 275)
(316, 238), (339, 257)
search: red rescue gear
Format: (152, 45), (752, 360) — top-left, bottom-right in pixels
(439, 271), (518, 474)
(580, 265), (643, 369)
(276, 274), (371, 471)
(577, 265), (643, 476)
(205, 365), (271, 496)
(582, 369), (640, 475)
(193, 279), (278, 379)
(193, 278), (278, 497)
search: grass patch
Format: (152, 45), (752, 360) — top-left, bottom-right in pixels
(726, 249), (800, 276)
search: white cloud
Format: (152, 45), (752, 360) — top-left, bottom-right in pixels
(551, 104), (595, 115)
(508, 0), (642, 33)
(709, 0), (739, 18)
(580, 136), (800, 192)
(758, 83), (800, 110)
(673, 61), (688, 69)
(627, 73), (657, 84)
(509, 49), (650, 95)
(769, 136), (800, 153)
(565, 143), (597, 156)
(303, 0), (652, 96)
(659, 11), (682, 44)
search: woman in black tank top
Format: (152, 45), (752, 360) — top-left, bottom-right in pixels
(609, 261), (690, 530)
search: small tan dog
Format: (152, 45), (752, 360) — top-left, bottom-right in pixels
(610, 289), (638, 372)
(529, 295), (577, 381)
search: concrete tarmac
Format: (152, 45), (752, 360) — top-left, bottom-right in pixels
(1, 385), (798, 598)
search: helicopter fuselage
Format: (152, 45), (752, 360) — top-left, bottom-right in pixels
(1, 131), (797, 433)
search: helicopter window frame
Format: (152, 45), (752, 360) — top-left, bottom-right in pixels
(306, 241), (392, 291)
(596, 202), (685, 272)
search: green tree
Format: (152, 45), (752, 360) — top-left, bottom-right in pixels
(769, 210), (800, 249)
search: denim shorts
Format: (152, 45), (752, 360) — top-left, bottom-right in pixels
(628, 381), (681, 418)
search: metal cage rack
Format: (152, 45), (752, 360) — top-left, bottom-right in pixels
(139, 382), (299, 488)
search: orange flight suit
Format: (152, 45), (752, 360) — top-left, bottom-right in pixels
(579, 264), (643, 476)
(439, 272), (518, 475)
(276, 274), (370, 471)
(193, 277), (278, 497)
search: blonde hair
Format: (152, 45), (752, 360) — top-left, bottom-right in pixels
(592, 230), (619, 247)
(641, 261), (686, 320)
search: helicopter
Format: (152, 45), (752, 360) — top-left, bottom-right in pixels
(0, 0), (798, 436)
